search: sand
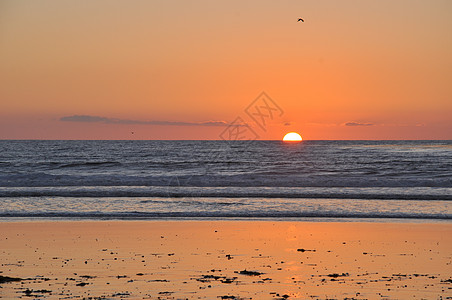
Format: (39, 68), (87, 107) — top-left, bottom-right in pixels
(0, 221), (451, 299)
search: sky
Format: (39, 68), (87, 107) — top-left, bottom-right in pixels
(1, 0), (451, 140)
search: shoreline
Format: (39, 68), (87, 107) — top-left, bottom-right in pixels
(1, 217), (451, 223)
(1, 221), (451, 299)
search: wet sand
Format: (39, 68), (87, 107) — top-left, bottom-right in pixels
(0, 221), (451, 299)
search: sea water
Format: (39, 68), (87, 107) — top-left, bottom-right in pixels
(0, 140), (451, 221)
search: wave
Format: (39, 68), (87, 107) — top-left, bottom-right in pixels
(59, 161), (122, 168)
(1, 186), (451, 200)
(1, 173), (451, 188)
(0, 211), (449, 220)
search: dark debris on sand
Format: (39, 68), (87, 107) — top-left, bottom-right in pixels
(297, 248), (316, 253)
(193, 274), (238, 284)
(112, 292), (131, 297)
(218, 296), (251, 300)
(76, 282), (89, 286)
(327, 273), (350, 278)
(0, 275), (22, 283)
(270, 292), (290, 299)
(23, 288), (52, 297)
(236, 270), (264, 276)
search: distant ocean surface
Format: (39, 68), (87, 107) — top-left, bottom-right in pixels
(0, 140), (451, 222)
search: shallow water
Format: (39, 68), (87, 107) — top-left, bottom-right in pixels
(0, 140), (451, 221)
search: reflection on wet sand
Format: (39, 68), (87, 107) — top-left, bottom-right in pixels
(0, 221), (451, 299)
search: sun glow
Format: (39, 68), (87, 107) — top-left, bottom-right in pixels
(283, 132), (302, 142)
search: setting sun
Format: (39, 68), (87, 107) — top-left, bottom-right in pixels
(283, 132), (302, 142)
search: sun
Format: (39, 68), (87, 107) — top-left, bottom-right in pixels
(283, 132), (302, 142)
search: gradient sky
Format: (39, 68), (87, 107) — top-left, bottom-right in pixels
(1, 0), (451, 140)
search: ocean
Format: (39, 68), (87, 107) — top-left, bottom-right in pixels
(0, 140), (451, 222)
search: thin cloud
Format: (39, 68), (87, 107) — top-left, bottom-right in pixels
(306, 122), (338, 127)
(344, 122), (374, 127)
(380, 123), (425, 127)
(60, 115), (229, 127)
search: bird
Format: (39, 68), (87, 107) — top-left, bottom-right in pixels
(297, 18), (304, 22)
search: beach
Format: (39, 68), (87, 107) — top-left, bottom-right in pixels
(2, 0), (452, 298)
(1, 221), (451, 299)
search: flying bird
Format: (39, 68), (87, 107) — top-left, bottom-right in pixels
(297, 18), (304, 22)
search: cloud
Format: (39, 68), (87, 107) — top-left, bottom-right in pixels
(306, 122), (338, 127)
(380, 122), (425, 127)
(344, 122), (374, 127)
(60, 115), (229, 127)
(61, 115), (112, 123)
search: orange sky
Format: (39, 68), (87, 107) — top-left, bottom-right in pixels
(1, 0), (451, 140)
